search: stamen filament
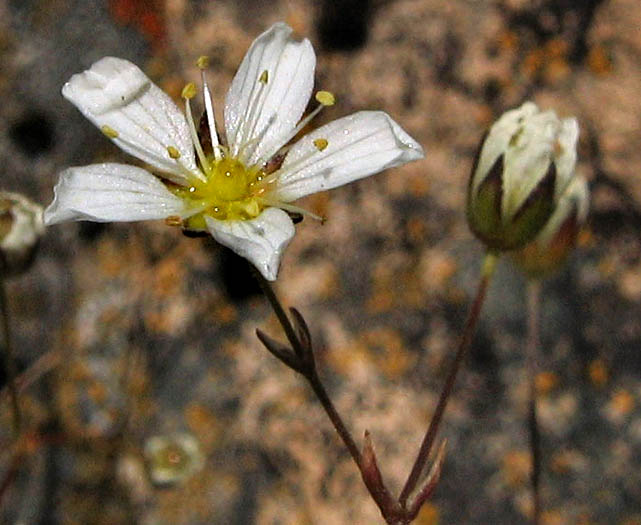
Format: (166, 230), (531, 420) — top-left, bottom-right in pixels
(184, 97), (211, 179)
(234, 70), (269, 159)
(254, 94), (332, 167)
(100, 124), (202, 184)
(284, 104), (324, 143)
(258, 197), (325, 222)
(258, 142), (326, 189)
(200, 69), (222, 161)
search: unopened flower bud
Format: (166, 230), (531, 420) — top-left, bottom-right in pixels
(467, 102), (579, 251)
(144, 433), (205, 485)
(512, 175), (589, 277)
(0, 192), (45, 275)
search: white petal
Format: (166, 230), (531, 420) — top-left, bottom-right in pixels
(472, 101), (539, 197)
(205, 208), (295, 281)
(536, 175), (589, 247)
(44, 163), (186, 225)
(224, 22), (315, 166)
(502, 109), (562, 219)
(63, 57), (197, 184)
(271, 111), (425, 202)
(553, 117), (579, 198)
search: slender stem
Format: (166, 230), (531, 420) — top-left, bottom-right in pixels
(307, 370), (362, 465)
(253, 271), (305, 359)
(0, 274), (21, 437)
(399, 252), (498, 507)
(526, 279), (542, 524)
(253, 271), (362, 465)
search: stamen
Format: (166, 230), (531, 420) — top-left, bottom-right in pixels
(197, 56), (222, 161)
(313, 138), (328, 151)
(167, 146), (181, 159)
(255, 90), (336, 167)
(182, 82), (197, 100)
(182, 83), (210, 179)
(258, 197), (325, 222)
(165, 215), (183, 227)
(234, 69), (269, 160)
(196, 55), (209, 69)
(255, 144), (326, 191)
(315, 91), (335, 106)
(100, 124), (200, 184)
(101, 125), (119, 139)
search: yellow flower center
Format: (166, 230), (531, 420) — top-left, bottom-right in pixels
(161, 62), (336, 231)
(173, 154), (267, 229)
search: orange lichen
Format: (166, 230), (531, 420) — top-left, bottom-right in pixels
(587, 45), (613, 76)
(360, 327), (415, 379)
(588, 359), (608, 388)
(415, 502), (440, 525)
(185, 403), (222, 450)
(607, 389), (635, 420)
(109, 0), (166, 50)
(366, 288), (395, 314)
(541, 510), (565, 525)
(549, 448), (587, 474)
(502, 450), (531, 486)
(497, 30), (519, 53)
(535, 371), (560, 395)
(212, 303), (238, 324)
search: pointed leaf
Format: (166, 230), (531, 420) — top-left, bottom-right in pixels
(408, 439), (447, 518)
(289, 307), (312, 352)
(255, 329), (303, 373)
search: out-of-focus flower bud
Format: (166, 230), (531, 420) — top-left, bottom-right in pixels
(467, 102), (579, 251)
(512, 175), (589, 277)
(0, 192), (45, 275)
(144, 433), (205, 485)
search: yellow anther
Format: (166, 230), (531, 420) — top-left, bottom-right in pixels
(259, 70), (269, 84)
(101, 125), (119, 139)
(315, 91), (335, 106)
(164, 215), (183, 227)
(167, 146), (181, 159)
(313, 138), (328, 151)
(196, 55), (210, 69)
(182, 82), (197, 99)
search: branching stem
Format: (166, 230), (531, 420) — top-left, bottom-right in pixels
(253, 271), (361, 465)
(254, 251), (497, 523)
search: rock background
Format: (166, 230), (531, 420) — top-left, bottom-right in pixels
(1, 0), (640, 523)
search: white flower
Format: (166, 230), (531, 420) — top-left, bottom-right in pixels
(0, 192), (45, 275)
(44, 22), (424, 280)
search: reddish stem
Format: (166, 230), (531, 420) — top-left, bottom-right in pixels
(399, 253), (497, 506)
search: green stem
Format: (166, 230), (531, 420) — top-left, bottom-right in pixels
(526, 279), (542, 524)
(0, 274), (21, 437)
(399, 252), (498, 507)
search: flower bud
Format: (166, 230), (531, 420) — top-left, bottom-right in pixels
(467, 102), (579, 251)
(0, 192), (45, 275)
(144, 433), (205, 485)
(511, 175), (589, 277)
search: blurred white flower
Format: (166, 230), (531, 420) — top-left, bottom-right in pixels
(45, 23), (424, 280)
(144, 433), (205, 485)
(0, 192), (44, 275)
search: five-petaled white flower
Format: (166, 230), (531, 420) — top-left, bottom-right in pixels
(45, 22), (424, 280)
